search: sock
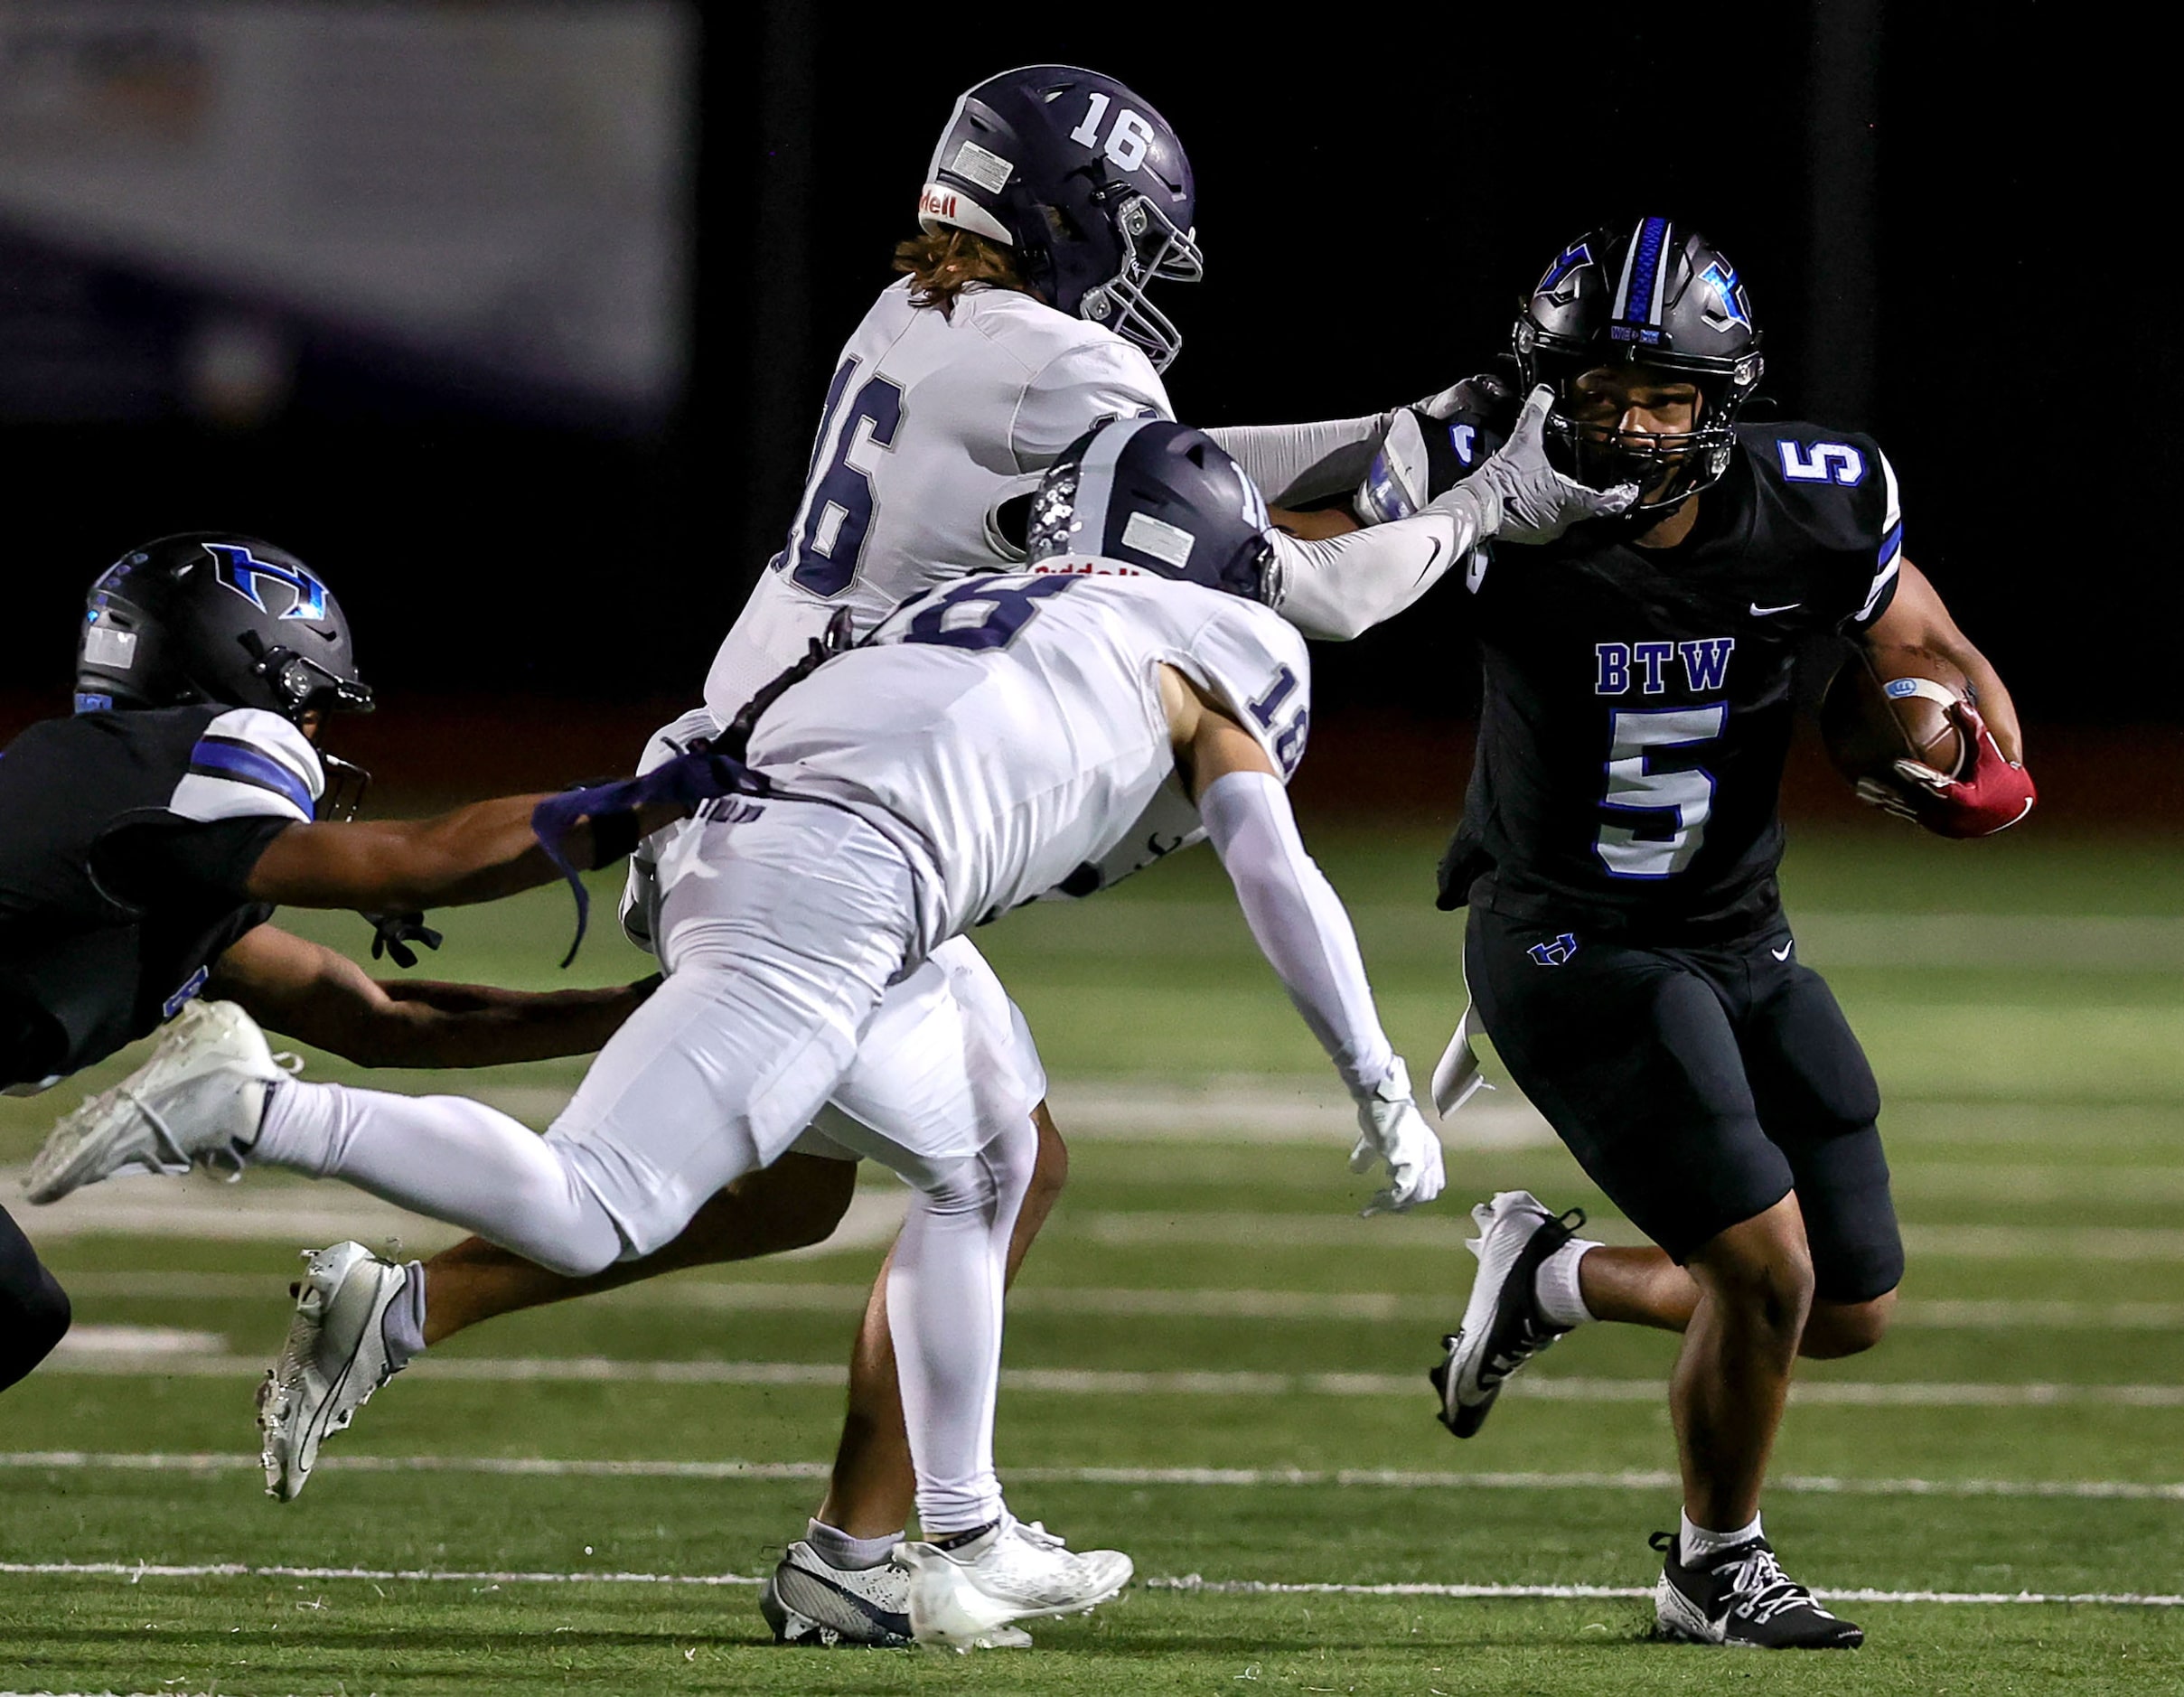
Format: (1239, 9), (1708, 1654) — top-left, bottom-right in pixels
(805, 1518), (902, 1571)
(1534, 1235), (1601, 1329)
(380, 1262), (427, 1373)
(930, 1519), (999, 1553)
(251, 1079), (622, 1278)
(1680, 1509), (1763, 1561)
(891, 1125), (1036, 1537)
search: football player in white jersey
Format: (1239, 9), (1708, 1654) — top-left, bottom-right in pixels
(216, 62), (1524, 1647)
(33, 417), (1626, 1645)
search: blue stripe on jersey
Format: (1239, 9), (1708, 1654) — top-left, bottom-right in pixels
(1877, 520), (1904, 567)
(1623, 217), (1671, 324)
(188, 736), (314, 817)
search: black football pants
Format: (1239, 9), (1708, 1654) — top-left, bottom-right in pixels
(1467, 906), (1905, 1303)
(0, 1203), (70, 1394)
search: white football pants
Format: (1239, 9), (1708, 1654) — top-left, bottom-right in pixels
(255, 797), (1034, 1533)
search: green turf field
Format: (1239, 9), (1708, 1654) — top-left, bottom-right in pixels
(4, 822), (2181, 1693)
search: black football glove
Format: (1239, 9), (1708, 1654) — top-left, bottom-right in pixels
(366, 912), (444, 970)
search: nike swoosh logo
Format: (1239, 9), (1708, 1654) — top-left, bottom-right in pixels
(1411, 538), (1444, 586)
(1771, 942), (1794, 961)
(1749, 601), (1803, 617)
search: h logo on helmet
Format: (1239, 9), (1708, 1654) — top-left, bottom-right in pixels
(1536, 239), (1594, 298)
(1698, 260), (1752, 330)
(205, 543), (329, 622)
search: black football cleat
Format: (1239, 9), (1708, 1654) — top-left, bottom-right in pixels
(1429, 1191), (1585, 1439)
(1650, 1530), (1864, 1649)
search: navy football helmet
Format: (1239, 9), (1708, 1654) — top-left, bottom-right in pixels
(1027, 418), (1278, 604)
(920, 65), (1200, 370)
(75, 533), (373, 724)
(1514, 218), (1764, 510)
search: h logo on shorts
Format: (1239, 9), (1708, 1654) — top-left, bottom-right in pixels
(1528, 932), (1579, 967)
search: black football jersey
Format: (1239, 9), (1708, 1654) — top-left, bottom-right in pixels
(1442, 411), (1903, 941)
(0, 704), (324, 1087)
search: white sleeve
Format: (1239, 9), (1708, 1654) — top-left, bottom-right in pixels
(1204, 413), (1392, 507)
(1272, 506), (1478, 642)
(1198, 769), (1395, 1099)
(166, 708), (324, 825)
(1008, 338), (1174, 471)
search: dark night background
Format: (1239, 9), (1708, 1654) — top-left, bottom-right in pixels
(0, 5), (2161, 791)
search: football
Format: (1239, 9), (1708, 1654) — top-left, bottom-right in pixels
(1820, 644), (1974, 783)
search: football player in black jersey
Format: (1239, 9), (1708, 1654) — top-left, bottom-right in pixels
(0, 534), (680, 1398)
(1367, 221), (2036, 1648)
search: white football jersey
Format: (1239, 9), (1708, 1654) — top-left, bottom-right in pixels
(744, 572), (1310, 952)
(702, 280), (1171, 718)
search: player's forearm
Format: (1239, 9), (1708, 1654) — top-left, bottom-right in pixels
(1205, 415), (1391, 508)
(1198, 770), (1394, 1098)
(1273, 509), (1472, 642)
(248, 797), (668, 912)
(297, 980), (658, 1068)
(1935, 637), (2022, 764)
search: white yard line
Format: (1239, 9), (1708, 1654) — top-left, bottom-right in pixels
(1073, 1212), (2184, 1260)
(33, 1349), (2184, 1407)
(7, 1451), (2183, 1504)
(1145, 1576), (2184, 1607)
(1008, 904), (2184, 972)
(25, 1193), (2184, 1257)
(11, 1177), (914, 1258)
(46, 1274), (2184, 1332)
(0, 1554), (2171, 1608)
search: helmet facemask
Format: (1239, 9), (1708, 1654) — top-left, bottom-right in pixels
(1074, 188), (1201, 372)
(1025, 464), (1086, 561)
(1523, 338), (1763, 517)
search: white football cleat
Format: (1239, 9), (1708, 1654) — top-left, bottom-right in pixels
(759, 1538), (1032, 1649)
(896, 1517), (1130, 1650)
(1429, 1189), (1586, 1439)
(27, 1000), (295, 1205)
(258, 1242), (415, 1502)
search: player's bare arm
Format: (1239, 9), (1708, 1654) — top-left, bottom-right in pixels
(205, 923), (657, 1069)
(1268, 505), (1360, 541)
(245, 795), (682, 913)
(1861, 557), (2022, 762)
(1157, 663), (1279, 793)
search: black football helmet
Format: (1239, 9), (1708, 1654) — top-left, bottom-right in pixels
(1514, 218), (1764, 511)
(1026, 417), (1278, 604)
(76, 534), (376, 816)
(76, 533), (372, 722)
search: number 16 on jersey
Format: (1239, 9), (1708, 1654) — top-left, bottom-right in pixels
(778, 357), (906, 597)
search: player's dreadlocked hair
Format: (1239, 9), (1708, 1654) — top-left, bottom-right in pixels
(894, 227), (1026, 314)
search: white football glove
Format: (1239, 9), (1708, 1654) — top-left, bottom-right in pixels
(1429, 384), (1639, 546)
(1412, 370), (1514, 421)
(1347, 1056), (1447, 1216)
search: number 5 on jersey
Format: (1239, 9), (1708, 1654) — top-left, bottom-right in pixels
(1597, 705), (1724, 878)
(779, 358), (906, 597)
